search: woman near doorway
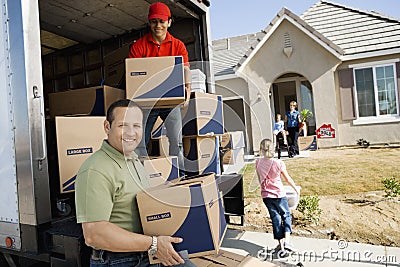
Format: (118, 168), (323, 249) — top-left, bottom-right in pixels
(285, 101), (301, 158)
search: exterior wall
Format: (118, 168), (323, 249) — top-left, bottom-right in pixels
(335, 54), (400, 146)
(215, 20), (400, 151)
(215, 77), (254, 151)
(216, 75), (272, 152)
(240, 19), (341, 149)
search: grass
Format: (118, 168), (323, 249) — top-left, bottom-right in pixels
(241, 147), (400, 197)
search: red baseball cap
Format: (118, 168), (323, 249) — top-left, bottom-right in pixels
(148, 2), (171, 21)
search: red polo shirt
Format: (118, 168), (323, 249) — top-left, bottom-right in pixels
(128, 32), (189, 66)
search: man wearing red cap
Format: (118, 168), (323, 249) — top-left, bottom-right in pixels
(126, 4), (196, 266)
(129, 2), (191, 179)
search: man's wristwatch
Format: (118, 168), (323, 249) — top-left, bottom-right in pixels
(148, 236), (157, 255)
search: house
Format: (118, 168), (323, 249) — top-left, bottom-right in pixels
(212, 0), (400, 152)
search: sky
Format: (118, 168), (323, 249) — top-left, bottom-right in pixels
(209, 0), (400, 40)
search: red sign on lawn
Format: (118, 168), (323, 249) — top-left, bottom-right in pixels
(316, 124), (336, 139)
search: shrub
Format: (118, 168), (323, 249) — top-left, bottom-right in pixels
(382, 177), (400, 197)
(297, 195), (322, 224)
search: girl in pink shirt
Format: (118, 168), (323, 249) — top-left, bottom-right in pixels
(255, 138), (299, 254)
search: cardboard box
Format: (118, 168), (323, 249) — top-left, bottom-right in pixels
(148, 136), (169, 157)
(55, 116), (106, 193)
(298, 135), (318, 151)
(142, 156), (179, 187)
(126, 56), (185, 108)
(182, 92), (224, 136)
(221, 147), (245, 165)
(183, 136), (221, 176)
(191, 250), (279, 267)
(151, 117), (167, 139)
(103, 45), (130, 87)
(220, 131), (245, 149)
(136, 173), (227, 263)
(49, 86), (125, 118)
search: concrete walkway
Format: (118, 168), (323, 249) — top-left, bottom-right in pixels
(221, 229), (400, 267)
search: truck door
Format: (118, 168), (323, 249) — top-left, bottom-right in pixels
(0, 0), (51, 253)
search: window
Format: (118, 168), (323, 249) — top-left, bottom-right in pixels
(354, 64), (398, 118)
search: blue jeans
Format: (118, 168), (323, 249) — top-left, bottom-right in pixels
(263, 197), (292, 240)
(90, 251), (197, 267)
(287, 127), (300, 156)
(136, 107), (185, 176)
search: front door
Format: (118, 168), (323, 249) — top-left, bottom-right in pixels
(271, 75), (315, 135)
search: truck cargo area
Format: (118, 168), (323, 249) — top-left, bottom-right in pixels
(0, 0), (211, 266)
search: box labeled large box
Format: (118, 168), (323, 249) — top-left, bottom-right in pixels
(55, 116), (106, 193)
(49, 86), (124, 118)
(182, 92), (224, 136)
(104, 45), (130, 87)
(142, 156), (179, 187)
(136, 173), (227, 263)
(221, 147), (245, 165)
(183, 136), (220, 176)
(298, 135), (318, 151)
(126, 56), (185, 108)
(220, 131), (245, 149)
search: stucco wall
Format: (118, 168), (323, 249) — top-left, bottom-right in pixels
(239, 19), (342, 149)
(215, 77), (255, 151)
(335, 54), (400, 146)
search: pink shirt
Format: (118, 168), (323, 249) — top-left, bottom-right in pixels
(255, 158), (286, 198)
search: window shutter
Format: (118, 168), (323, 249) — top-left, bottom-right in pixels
(338, 68), (356, 120)
(396, 62), (400, 103)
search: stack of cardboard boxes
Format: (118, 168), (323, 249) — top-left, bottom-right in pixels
(182, 92), (224, 176)
(125, 57), (227, 261)
(49, 85), (125, 193)
(220, 131), (245, 165)
(50, 55), (230, 262)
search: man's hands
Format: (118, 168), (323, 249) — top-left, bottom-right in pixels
(154, 236), (185, 266)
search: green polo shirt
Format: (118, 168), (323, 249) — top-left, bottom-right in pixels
(75, 140), (150, 233)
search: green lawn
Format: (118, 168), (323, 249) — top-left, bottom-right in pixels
(240, 148), (400, 197)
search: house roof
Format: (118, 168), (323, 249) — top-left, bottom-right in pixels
(302, 0), (400, 57)
(212, 32), (265, 76)
(212, 0), (400, 76)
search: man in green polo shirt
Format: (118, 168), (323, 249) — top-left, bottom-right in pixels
(75, 99), (195, 267)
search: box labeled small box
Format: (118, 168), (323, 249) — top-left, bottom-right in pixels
(137, 173), (227, 263)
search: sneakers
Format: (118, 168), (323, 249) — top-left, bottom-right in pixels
(284, 242), (297, 252)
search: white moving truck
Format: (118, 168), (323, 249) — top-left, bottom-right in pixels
(0, 0), (213, 266)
